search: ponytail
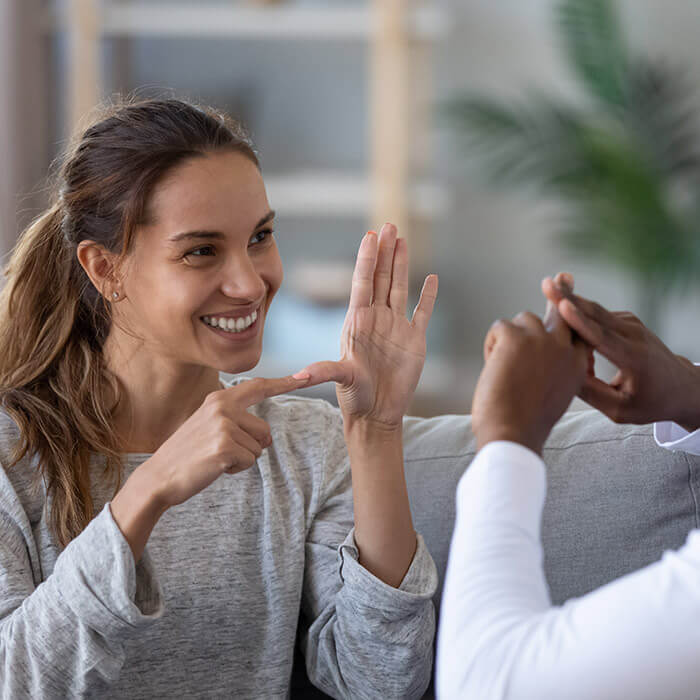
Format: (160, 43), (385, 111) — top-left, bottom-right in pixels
(0, 203), (123, 547)
(0, 97), (257, 547)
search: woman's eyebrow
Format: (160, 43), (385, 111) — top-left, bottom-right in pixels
(168, 210), (276, 244)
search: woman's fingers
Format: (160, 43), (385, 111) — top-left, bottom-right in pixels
(410, 274), (439, 333)
(231, 425), (265, 459)
(349, 231), (379, 310)
(231, 375), (312, 408)
(389, 237), (409, 315)
(223, 444), (259, 474)
(237, 411), (272, 446)
(372, 223), (398, 306)
(296, 359), (354, 388)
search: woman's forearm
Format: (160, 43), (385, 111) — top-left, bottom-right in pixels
(344, 419), (417, 588)
(110, 462), (169, 562)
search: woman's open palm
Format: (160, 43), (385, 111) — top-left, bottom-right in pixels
(301, 223), (438, 428)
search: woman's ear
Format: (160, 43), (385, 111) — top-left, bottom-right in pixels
(76, 241), (122, 300)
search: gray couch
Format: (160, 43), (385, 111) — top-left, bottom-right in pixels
(291, 408), (700, 698)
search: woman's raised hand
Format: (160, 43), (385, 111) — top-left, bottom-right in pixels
(298, 223), (438, 429)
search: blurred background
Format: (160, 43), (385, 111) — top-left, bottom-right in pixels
(3, 0), (700, 416)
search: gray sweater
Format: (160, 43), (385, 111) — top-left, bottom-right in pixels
(0, 379), (438, 699)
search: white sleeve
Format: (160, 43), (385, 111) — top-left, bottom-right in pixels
(654, 360), (700, 455)
(654, 421), (700, 455)
(436, 440), (700, 700)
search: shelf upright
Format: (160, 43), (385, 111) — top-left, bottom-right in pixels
(63, 0), (444, 265)
(370, 0), (409, 245)
(67, 0), (100, 134)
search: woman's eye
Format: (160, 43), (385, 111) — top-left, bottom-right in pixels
(184, 245), (215, 258)
(250, 229), (273, 246)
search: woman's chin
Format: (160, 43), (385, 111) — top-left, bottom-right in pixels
(216, 351), (261, 376)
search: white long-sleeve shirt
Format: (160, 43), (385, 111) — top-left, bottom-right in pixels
(436, 423), (700, 700)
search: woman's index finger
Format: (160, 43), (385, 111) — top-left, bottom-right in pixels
(230, 375), (311, 408)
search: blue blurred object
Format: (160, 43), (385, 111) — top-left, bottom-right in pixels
(262, 291), (346, 372)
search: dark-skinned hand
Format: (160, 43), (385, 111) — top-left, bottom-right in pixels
(471, 295), (589, 456)
(542, 273), (700, 431)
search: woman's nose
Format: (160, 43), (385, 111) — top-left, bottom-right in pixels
(220, 255), (266, 301)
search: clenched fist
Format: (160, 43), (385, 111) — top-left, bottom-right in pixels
(472, 303), (589, 456)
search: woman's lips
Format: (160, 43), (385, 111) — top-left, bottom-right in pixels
(200, 313), (261, 342)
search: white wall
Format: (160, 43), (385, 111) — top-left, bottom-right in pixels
(437, 0), (700, 370)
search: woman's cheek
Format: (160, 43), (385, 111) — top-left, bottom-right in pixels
(263, 245), (284, 301)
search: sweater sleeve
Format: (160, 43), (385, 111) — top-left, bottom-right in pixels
(299, 406), (438, 700)
(0, 492), (164, 699)
(436, 441), (700, 700)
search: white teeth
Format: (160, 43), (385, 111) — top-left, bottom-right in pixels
(201, 310), (258, 334)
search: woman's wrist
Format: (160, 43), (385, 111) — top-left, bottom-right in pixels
(343, 414), (403, 443)
(110, 463), (169, 562)
(344, 420), (415, 587)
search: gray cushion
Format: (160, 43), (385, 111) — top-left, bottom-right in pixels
(402, 408), (699, 609)
(292, 409), (700, 697)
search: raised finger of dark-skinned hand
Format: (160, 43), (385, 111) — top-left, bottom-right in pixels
(473, 325), (590, 455)
(483, 318), (517, 361)
(543, 295), (576, 346)
(512, 310), (545, 335)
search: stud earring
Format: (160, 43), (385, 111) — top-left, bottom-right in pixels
(112, 291), (119, 300)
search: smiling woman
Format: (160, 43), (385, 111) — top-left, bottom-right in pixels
(85, 148), (285, 417)
(0, 98), (438, 699)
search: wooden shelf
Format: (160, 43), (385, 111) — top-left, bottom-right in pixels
(57, 0), (445, 260)
(50, 3), (447, 41)
(264, 171), (447, 219)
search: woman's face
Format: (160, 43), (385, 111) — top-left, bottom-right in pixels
(116, 150), (283, 375)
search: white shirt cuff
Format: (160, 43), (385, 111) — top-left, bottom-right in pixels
(653, 360), (700, 456)
(654, 421), (700, 456)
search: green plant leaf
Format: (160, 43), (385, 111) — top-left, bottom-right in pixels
(443, 95), (594, 193)
(556, 0), (629, 110)
(626, 59), (700, 178)
(442, 0), (700, 304)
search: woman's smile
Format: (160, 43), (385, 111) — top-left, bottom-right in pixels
(200, 308), (262, 342)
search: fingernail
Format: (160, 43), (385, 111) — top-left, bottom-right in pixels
(293, 370), (311, 380)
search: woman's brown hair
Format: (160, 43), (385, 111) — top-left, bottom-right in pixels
(0, 98), (259, 547)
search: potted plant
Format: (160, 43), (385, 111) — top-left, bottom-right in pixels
(446, 0), (700, 330)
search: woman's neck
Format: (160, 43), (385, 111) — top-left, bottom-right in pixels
(103, 333), (223, 454)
